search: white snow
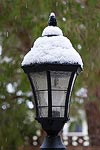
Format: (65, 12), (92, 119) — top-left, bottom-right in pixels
(22, 26), (83, 68)
(50, 12), (55, 17)
(75, 87), (87, 98)
(6, 83), (15, 93)
(26, 100), (34, 109)
(42, 26), (63, 36)
(1, 56), (12, 63)
(0, 45), (2, 55)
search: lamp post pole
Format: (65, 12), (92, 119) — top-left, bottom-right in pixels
(21, 12), (83, 150)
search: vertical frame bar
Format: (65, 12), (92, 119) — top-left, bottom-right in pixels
(47, 71), (52, 117)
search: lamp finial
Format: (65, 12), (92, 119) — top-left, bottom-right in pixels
(48, 12), (57, 26)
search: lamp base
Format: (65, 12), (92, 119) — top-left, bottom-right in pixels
(40, 135), (66, 150)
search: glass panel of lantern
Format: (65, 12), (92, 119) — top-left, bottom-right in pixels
(66, 72), (77, 118)
(29, 71), (48, 117)
(50, 71), (71, 118)
(29, 70), (77, 119)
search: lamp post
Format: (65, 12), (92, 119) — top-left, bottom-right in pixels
(21, 13), (83, 150)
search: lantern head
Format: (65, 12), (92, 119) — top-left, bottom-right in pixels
(21, 13), (83, 136)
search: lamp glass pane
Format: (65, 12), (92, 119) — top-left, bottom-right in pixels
(51, 71), (71, 117)
(67, 73), (77, 116)
(29, 71), (48, 117)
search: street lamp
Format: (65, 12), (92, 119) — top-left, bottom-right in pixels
(21, 13), (83, 150)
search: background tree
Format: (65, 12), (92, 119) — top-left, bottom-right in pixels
(0, 0), (100, 149)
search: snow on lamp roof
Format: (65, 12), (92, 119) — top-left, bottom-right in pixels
(42, 26), (63, 36)
(22, 13), (83, 68)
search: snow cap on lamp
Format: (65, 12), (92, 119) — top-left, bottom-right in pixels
(22, 12), (83, 68)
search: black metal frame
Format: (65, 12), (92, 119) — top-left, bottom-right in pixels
(22, 63), (82, 73)
(22, 63), (82, 136)
(47, 71), (52, 117)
